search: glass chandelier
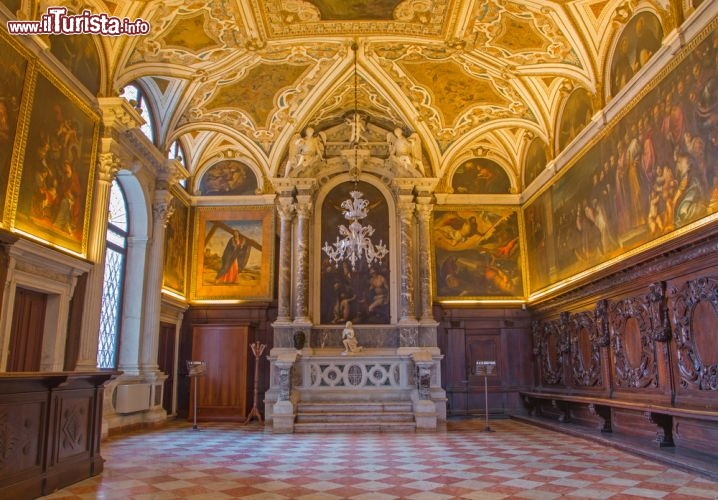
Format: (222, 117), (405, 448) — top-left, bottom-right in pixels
(322, 190), (388, 270)
(322, 43), (389, 271)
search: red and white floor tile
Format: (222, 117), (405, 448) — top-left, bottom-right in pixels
(41, 419), (718, 499)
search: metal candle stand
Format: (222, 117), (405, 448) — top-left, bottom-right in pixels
(186, 360), (207, 431)
(475, 360), (496, 432)
(244, 341), (266, 424)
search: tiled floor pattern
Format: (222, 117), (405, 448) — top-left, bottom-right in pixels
(41, 419), (718, 499)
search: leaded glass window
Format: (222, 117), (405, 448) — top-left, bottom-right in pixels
(97, 180), (128, 369)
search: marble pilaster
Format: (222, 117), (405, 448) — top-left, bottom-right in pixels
(138, 188), (175, 375)
(416, 196), (435, 323)
(276, 196), (295, 322)
(293, 195), (313, 324)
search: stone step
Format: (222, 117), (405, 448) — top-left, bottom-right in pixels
(296, 411), (414, 423)
(293, 421), (417, 433)
(297, 402), (413, 413)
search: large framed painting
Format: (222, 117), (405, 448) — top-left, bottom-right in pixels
(191, 206), (274, 301)
(0, 32), (30, 226)
(10, 68), (99, 255)
(432, 207), (524, 299)
(162, 194), (189, 296)
(319, 181), (390, 325)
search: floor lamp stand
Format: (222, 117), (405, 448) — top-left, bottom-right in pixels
(244, 341), (266, 424)
(187, 361), (206, 431)
(475, 360), (496, 432)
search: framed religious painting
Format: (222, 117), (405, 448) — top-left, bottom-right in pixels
(190, 206), (275, 301)
(9, 65), (99, 256)
(0, 30), (31, 227)
(162, 193), (190, 297)
(432, 206), (524, 300)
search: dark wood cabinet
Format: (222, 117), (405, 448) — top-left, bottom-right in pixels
(190, 324), (250, 422)
(0, 371), (116, 499)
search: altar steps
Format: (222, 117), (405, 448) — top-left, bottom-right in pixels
(294, 401), (416, 433)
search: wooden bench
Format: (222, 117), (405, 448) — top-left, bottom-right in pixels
(520, 391), (718, 448)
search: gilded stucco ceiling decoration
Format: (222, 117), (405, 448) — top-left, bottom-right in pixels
(127, 1), (252, 66)
(371, 42), (535, 150)
(177, 43), (345, 150)
(255, 0), (455, 38)
(460, 0), (580, 67)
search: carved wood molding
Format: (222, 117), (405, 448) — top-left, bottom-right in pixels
(567, 311), (602, 387)
(609, 294), (659, 389)
(670, 276), (718, 392)
(538, 317), (564, 386)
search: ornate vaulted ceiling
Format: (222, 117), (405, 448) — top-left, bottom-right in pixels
(88, 0), (676, 192)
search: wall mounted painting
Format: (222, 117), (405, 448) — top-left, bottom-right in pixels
(0, 33), (29, 225)
(523, 137), (549, 187)
(526, 28), (718, 294)
(49, 34), (101, 96)
(610, 12), (663, 97)
(191, 206), (274, 301)
(433, 207), (523, 299)
(557, 87), (593, 152)
(162, 194), (189, 296)
(319, 181), (390, 325)
(11, 70), (98, 255)
(451, 158), (511, 194)
(197, 159), (258, 195)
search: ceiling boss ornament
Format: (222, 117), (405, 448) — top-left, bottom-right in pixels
(322, 190), (388, 271)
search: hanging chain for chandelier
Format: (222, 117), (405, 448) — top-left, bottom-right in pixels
(321, 41), (389, 271)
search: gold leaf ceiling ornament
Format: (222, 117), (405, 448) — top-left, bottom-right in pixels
(255, 0), (454, 38)
(462, 0), (579, 67)
(127, 1), (250, 66)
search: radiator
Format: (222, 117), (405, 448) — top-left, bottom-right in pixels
(115, 383), (151, 413)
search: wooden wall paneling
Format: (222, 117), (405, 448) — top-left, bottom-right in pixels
(567, 309), (605, 392)
(0, 392), (46, 498)
(190, 324), (250, 421)
(466, 332), (501, 414)
(445, 326), (469, 415)
(669, 276), (718, 409)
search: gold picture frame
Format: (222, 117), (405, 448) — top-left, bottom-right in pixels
(7, 64), (99, 256)
(190, 205), (275, 301)
(162, 193), (190, 297)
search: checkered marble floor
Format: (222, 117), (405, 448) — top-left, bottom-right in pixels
(41, 419), (718, 499)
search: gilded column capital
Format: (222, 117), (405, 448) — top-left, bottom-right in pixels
(152, 191), (175, 227)
(97, 152), (122, 183)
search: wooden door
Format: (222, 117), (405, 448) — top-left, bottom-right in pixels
(158, 322), (176, 415)
(190, 325), (249, 421)
(7, 287), (47, 371)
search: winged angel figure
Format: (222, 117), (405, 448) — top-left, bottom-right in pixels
(386, 127), (426, 176)
(284, 127), (327, 177)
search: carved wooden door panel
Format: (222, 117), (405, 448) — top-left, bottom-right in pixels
(190, 325), (249, 421)
(7, 287), (46, 371)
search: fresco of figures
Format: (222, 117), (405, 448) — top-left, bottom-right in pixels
(526, 29), (718, 293)
(433, 208), (523, 298)
(451, 158), (511, 194)
(197, 159), (258, 196)
(320, 181), (390, 325)
(610, 12), (663, 97)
